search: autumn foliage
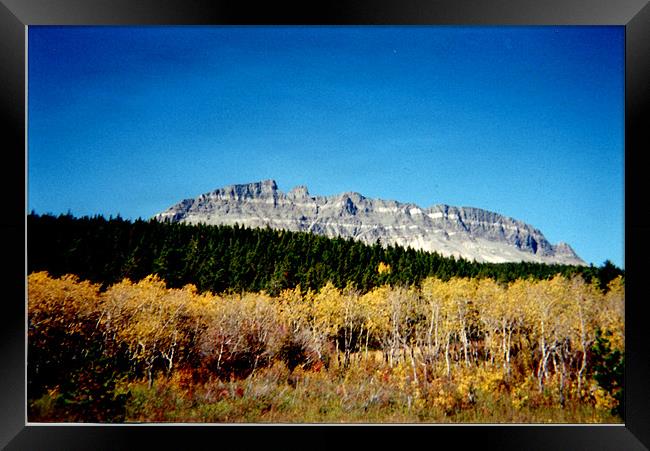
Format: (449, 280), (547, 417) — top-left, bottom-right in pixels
(28, 271), (624, 423)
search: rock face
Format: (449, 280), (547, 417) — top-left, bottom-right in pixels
(154, 179), (585, 265)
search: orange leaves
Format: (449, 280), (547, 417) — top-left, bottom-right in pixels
(28, 271), (102, 336)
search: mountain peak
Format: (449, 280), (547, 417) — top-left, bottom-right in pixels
(288, 185), (310, 198)
(154, 181), (585, 266)
(214, 179), (278, 199)
(261, 179), (278, 189)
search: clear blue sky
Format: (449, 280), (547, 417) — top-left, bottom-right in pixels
(28, 26), (624, 268)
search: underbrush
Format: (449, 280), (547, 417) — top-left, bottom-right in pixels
(119, 357), (621, 424)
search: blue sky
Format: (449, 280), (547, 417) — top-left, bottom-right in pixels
(28, 26), (624, 268)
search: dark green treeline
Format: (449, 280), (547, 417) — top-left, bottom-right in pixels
(27, 213), (623, 294)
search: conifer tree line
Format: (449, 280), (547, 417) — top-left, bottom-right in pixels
(28, 213), (623, 295)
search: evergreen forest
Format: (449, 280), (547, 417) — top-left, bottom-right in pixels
(27, 213), (623, 295)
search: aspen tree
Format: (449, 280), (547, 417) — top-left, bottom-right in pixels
(520, 278), (553, 392)
(428, 279), (457, 378)
(340, 284), (364, 367)
(358, 286), (391, 361)
(601, 276), (625, 351)
(101, 275), (195, 387)
(475, 278), (507, 371)
(313, 282), (344, 365)
(28, 271), (101, 337)
(566, 276), (599, 396)
(446, 278), (477, 368)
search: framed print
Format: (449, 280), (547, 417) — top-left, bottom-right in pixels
(1, 0), (648, 449)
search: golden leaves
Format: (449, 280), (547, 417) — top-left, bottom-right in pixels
(28, 270), (624, 399)
(377, 262), (392, 275)
(28, 271), (101, 335)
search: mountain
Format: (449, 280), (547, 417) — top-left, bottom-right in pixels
(154, 179), (585, 265)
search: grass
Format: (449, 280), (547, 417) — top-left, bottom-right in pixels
(118, 356), (621, 424)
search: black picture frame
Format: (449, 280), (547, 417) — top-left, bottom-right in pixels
(1, 0), (648, 449)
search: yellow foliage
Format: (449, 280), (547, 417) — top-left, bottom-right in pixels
(28, 270), (624, 418)
(312, 282), (343, 338)
(431, 387), (457, 413)
(601, 276), (625, 350)
(28, 271), (101, 335)
(99, 275), (211, 371)
(593, 386), (617, 412)
(359, 285), (391, 334)
(377, 262), (391, 274)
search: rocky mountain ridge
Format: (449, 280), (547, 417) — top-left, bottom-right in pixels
(154, 179), (585, 265)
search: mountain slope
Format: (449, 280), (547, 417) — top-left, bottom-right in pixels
(154, 179), (585, 265)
